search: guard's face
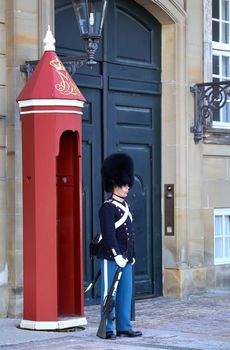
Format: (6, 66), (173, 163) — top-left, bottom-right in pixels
(114, 184), (129, 198)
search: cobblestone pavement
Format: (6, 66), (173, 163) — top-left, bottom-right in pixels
(0, 289), (230, 349)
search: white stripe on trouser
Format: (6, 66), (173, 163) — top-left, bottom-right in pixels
(103, 259), (108, 300)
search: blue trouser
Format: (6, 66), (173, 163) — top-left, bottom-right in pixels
(100, 259), (133, 333)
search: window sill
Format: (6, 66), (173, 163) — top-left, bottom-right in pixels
(203, 127), (230, 144)
(214, 260), (230, 265)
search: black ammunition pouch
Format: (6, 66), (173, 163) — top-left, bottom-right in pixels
(89, 233), (102, 257)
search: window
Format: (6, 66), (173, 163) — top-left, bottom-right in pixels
(212, 0), (230, 44)
(212, 0), (230, 127)
(214, 208), (230, 264)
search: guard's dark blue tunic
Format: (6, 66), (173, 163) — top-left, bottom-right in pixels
(97, 197), (135, 262)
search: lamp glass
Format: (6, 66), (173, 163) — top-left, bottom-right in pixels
(72, 0), (108, 37)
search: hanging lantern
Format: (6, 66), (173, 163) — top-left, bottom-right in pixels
(72, 0), (108, 65)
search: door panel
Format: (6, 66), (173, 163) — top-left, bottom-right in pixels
(121, 144), (153, 295)
(55, 0), (162, 304)
(106, 0), (161, 67)
(81, 87), (102, 304)
(107, 89), (160, 296)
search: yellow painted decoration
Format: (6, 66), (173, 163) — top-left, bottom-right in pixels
(50, 57), (82, 96)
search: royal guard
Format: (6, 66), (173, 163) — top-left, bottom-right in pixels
(97, 153), (142, 339)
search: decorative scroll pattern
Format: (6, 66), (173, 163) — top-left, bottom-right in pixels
(50, 57), (82, 96)
(190, 81), (230, 143)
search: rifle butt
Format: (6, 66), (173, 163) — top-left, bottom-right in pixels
(96, 316), (107, 339)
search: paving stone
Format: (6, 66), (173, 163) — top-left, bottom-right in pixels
(0, 289), (230, 350)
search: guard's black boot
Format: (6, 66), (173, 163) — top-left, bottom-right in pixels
(106, 331), (116, 340)
(117, 330), (142, 337)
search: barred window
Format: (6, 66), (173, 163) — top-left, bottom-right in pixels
(214, 208), (230, 264)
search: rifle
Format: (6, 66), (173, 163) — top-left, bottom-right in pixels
(96, 266), (122, 339)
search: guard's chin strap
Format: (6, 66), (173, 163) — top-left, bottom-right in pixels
(112, 193), (125, 203)
(112, 193), (126, 201)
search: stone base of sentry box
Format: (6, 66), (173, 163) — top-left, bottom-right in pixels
(20, 316), (87, 331)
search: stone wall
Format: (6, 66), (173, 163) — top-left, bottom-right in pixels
(163, 0), (230, 296)
(0, 0), (230, 316)
(5, 0), (38, 317)
(0, 0), (8, 317)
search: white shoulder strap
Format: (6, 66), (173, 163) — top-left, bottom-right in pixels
(114, 202), (129, 228)
(103, 199), (133, 229)
(113, 201), (133, 223)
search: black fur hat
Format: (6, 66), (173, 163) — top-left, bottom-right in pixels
(101, 153), (134, 192)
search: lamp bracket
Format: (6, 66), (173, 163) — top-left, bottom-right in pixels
(20, 55), (88, 78)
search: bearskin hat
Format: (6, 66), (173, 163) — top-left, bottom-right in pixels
(101, 153), (134, 192)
